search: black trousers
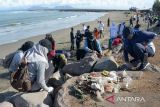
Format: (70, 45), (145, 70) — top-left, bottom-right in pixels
(70, 41), (74, 50)
(76, 41), (81, 50)
(76, 49), (87, 60)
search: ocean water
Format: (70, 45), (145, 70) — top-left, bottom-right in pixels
(0, 10), (105, 45)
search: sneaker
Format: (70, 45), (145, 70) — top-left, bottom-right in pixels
(130, 59), (141, 67)
(137, 62), (150, 70)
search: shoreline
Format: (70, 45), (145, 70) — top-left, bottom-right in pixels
(0, 11), (126, 58)
(0, 11), (106, 45)
(0, 12), (107, 58)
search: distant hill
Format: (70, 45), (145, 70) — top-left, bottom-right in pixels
(53, 5), (74, 10)
(28, 6), (51, 11)
(27, 5), (74, 11)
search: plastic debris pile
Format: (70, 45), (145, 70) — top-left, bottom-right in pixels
(71, 70), (133, 101)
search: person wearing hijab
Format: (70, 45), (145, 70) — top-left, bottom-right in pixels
(25, 39), (54, 92)
(109, 22), (118, 41)
(45, 33), (56, 60)
(118, 22), (125, 37)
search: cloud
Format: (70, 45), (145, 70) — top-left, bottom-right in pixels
(0, 0), (155, 10)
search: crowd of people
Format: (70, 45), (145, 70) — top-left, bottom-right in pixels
(4, 12), (158, 93)
(69, 13), (158, 71)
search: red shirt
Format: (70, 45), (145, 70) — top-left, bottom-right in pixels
(47, 43), (56, 59)
(112, 37), (122, 46)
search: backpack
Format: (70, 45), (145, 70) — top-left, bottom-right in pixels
(10, 55), (32, 92)
(3, 52), (17, 68)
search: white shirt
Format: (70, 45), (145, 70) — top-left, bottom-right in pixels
(98, 23), (104, 31)
(83, 25), (87, 31)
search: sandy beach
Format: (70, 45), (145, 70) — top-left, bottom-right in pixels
(0, 11), (129, 92)
(0, 11), (160, 106)
(0, 11), (128, 58)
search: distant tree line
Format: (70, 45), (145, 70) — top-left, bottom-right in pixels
(152, 0), (160, 15)
(129, 7), (138, 12)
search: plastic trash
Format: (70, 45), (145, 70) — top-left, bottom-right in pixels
(109, 71), (118, 82)
(117, 70), (128, 78)
(114, 84), (121, 93)
(91, 83), (101, 90)
(104, 82), (114, 93)
(121, 76), (133, 88)
(72, 86), (84, 99)
(101, 70), (109, 77)
(96, 91), (104, 102)
(91, 82), (105, 93)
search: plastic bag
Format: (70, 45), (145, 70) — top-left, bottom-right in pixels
(121, 76), (133, 88)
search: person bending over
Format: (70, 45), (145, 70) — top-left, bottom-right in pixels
(123, 27), (157, 70)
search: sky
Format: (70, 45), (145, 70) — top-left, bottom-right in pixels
(0, 0), (156, 10)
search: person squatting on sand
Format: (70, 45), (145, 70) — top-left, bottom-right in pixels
(123, 27), (157, 70)
(111, 35), (122, 54)
(45, 34), (67, 73)
(9, 41), (34, 73)
(45, 33), (56, 60)
(76, 31), (102, 60)
(25, 39), (54, 92)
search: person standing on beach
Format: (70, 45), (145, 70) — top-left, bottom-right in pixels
(85, 25), (92, 38)
(70, 27), (75, 51)
(130, 16), (133, 27)
(118, 22), (125, 37)
(109, 22), (118, 42)
(108, 22), (118, 50)
(75, 30), (83, 50)
(94, 28), (100, 39)
(82, 24), (87, 33)
(136, 14), (139, 25)
(98, 21), (105, 38)
(107, 18), (110, 27)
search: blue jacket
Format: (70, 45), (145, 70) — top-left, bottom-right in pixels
(124, 30), (157, 62)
